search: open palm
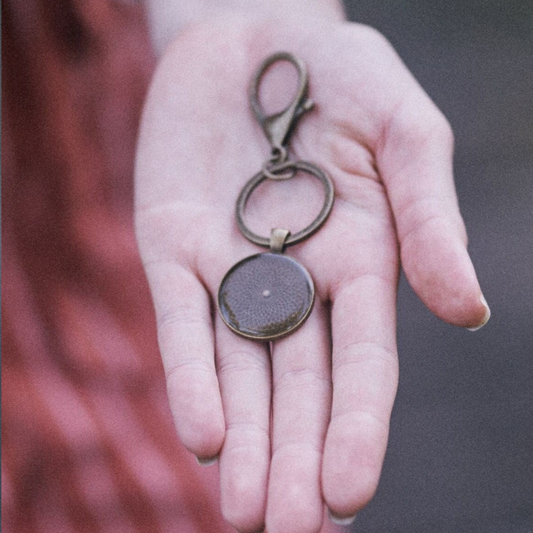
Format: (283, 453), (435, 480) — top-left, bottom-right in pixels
(135, 16), (488, 533)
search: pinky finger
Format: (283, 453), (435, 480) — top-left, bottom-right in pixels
(145, 260), (225, 460)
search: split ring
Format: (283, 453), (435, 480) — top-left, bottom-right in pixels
(236, 160), (334, 248)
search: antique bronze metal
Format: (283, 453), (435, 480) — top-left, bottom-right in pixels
(217, 52), (334, 341)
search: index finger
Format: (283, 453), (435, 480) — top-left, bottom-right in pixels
(322, 271), (399, 520)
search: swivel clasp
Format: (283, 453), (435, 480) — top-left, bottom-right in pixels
(249, 51), (314, 155)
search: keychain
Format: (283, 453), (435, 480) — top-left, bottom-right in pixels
(217, 52), (334, 341)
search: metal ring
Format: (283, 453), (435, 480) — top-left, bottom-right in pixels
(236, 160), (335, 248)
(262, 160), (297, 181)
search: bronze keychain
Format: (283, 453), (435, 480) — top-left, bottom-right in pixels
(217, 52), (334, 341)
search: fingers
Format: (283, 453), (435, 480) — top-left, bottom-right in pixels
(322, 273), (398, 519)
(266, 302), (332, 533)
(216, 319), (271, 533)
(378, 90), (490, 329)
(144, 261), (225, 460)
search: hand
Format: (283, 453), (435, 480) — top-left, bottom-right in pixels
(135, 14), (489, 533)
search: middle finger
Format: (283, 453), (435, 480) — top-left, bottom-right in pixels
(266, 300), (332, 533)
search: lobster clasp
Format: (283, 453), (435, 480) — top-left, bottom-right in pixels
(249, 52), (314, 154)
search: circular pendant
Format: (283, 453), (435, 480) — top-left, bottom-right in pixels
(218, 253), (315, 341)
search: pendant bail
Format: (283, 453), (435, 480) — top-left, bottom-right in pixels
(270, 228), (290, 253)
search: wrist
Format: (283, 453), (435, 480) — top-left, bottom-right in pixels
(145, 0), (346, 56)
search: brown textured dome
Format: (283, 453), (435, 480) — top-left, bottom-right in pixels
(218, 253), (315, 341)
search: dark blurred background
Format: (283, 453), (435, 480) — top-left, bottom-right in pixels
(341, 1), (533, 532)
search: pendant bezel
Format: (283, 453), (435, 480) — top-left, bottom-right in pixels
(217, 252), (315, 341)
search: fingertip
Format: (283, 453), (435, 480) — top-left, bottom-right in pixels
(466, 293), (491, 331)
(179, 415), (225, 460)
(220, 448), (269, 533)
(429, 284), (489, 330)
(266, 494), (323, 533)
(322, 455), (380, 520)
(401, 221), (487, 328)
(327, 508), (357, 526)
(266, 450), (324, 533)
(427, 280), (487, 329)
(168, 381), (226, 459)
(191, 410), (225, 459)
(222, 502), (265, 533)
(196, 455), (219, 466)
(322, 414), (386, 519)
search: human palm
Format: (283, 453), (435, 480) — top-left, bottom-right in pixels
(135, 16), (488, 533)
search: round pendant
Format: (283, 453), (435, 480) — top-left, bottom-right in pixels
(218, 253), (315, 341)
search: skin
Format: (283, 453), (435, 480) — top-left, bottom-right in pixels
(135, 13), (489, 533)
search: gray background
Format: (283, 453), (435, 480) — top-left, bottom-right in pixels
(342, 1), (533, 532)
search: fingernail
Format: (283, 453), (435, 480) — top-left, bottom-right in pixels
(467, 294), (491, 331)
(328, 508), (357, 526)
(196, 455), (218, 466)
